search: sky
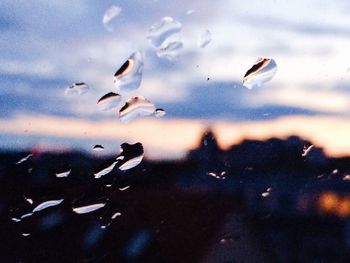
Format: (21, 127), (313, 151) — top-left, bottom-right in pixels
(0, 0), (350, 159)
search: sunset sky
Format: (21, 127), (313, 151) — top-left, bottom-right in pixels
(1, 0), (350, 159)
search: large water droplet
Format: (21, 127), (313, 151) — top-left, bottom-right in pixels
(119, 96), (156, 122)
(147, 17), (182, 47)
(243, 58), (277, 89)
(97, 92), (121, 111)
(114, 51), (143, 91)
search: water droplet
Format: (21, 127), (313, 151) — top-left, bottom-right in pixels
(343, 175), (350, 181)
(118, 185), (131, 191)
(111, 212), (122, 219)
(302, 144), (314, 157)
(24, 197), (33, 205)
(22, 233), (31, 237)
(16, 154), (32, 165)
(261, 192), (270, 197)
(32, 199), (64, 213)
(207, 171), (226, 180)
(243, 58), (277, 89)
(117, 142), (144, 171)
(56, 169), (71, 178)
(119, 96), (156, 122)
(154, 108), (166, 117)
(198, 29), (212, 48)
(65, 82), (89, 95)
(261, 187), (271, 197)
(106, 184), (112, 187)
(97, 92), (121, 111)
(102, 5), (122, 32)
(147, 17), (182, 47)
(94, 162), (118, 179)
(93, 145), (105, 151)
(186, 9), (195, 15)
(156, 41), (183, 60)
(208, 172), (217, 177)
(21, 212), (33, 219)
(11, 217), (21, 222)
(119, 156), (143, 171)
(332, 169), (338, 175)
(114, 51), (143, 91)
(72, 203), (106, 214)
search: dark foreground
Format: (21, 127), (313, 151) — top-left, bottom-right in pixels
(1, 135), (350, 262)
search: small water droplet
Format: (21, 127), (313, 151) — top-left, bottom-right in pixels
(198, 29), (212, 48)
(65, 82), (89, 95)
(56, 169), (71, 178)
(102, 5), (122, 32)
(16, 154), (33, 165)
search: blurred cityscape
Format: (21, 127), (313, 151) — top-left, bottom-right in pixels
(1, 130), (350, 262)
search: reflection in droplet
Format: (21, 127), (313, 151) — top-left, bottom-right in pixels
(24, 197), (33, 205)
(198, 29), (212, 48)
(94, 162), (118, 179)
(16, 154), (32, 165)
(119, 156), (143, 171)
(102, 5), (122, 32)
(72, 203), (106, 214)
(114, 51), (143, 91)
(97, 92), (121, 111)
(343, 175), (350, 181)
(243, 58), (277, 89)
(117, 142), (144, 171)
(119, 96), (156, 122)
(154, 108), (166, 118)
(302, 145), (314, 157)
(21, 212), (33, 219)
(65, 82), (89, 95)
(32, 199), (64, 213)
(147, 17), (182, 47)
(156, 41), (183, 60)
(186, 9), (195, 15)
(119, 185), (131, 191)
(262, 192), (270, 197)
(56, 169), (71, 178)
(262, 187), (271, 197)
(111, 212), (122, 219)
(207, 171), (226, 180)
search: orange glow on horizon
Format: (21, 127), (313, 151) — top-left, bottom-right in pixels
(0, 114), (350, 159)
